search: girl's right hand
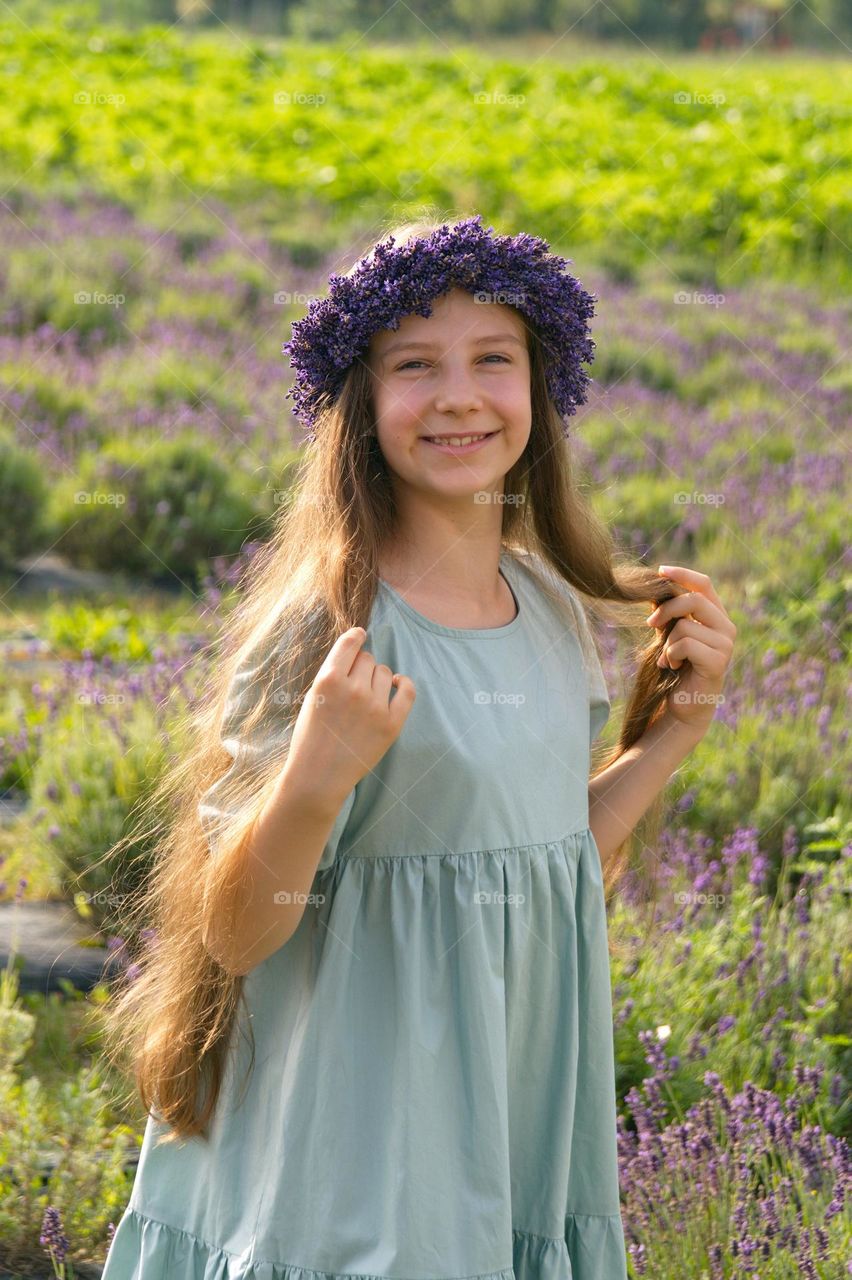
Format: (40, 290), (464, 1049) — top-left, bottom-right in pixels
(283, 627), (416, 806)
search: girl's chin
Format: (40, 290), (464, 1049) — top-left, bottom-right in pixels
(419, 471), (508, 496)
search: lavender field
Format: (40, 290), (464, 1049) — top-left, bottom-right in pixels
(0, 26), (850, 1280)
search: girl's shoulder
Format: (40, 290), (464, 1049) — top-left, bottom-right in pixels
(506, 546), (606, 664)
(505, 546), (584, 623)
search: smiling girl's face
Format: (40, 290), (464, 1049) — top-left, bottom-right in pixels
(366, 288), (532, 499)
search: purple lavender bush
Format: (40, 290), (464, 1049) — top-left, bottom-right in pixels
(619, 1063), (850, 1277)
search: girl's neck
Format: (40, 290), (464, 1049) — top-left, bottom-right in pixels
(377, 546), (516, 630)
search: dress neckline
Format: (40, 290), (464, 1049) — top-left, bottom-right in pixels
(377, 550), (523, 640)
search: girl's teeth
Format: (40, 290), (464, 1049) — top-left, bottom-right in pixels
(428, 434), (490, 446)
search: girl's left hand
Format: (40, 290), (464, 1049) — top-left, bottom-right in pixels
(646, 565), (736, 733)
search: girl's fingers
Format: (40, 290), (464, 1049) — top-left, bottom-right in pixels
(318, 626), (369, 680)
(370, 661), (395, 695)
(658, 564), (725, 612)
(647, 590), (736, 638)
(660, 618), (733, 658)
(387, 674), (416, 729)
(318, 631), (411, 719)
(660, 634), (731, 673)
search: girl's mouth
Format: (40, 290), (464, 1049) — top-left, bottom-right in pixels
(421, 431), (498, 455)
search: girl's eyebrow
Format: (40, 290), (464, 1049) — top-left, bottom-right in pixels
(381, 332), (525, 356)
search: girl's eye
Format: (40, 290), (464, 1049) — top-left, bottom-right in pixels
(397, 354), (510, 371)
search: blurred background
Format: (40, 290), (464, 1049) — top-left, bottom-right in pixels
(0, 2), (849, 1276)
(9, 0), (852, 47)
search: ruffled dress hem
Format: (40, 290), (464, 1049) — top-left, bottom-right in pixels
(105, 1207), (627, 1280)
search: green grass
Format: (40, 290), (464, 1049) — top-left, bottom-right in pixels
(0, 22), (849, 289)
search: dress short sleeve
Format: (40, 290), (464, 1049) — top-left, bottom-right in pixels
(198, 629), (356, 873)
(523, 552), (612, 749)
(569, 593), (612, 747)
(588, 643), (611, 745)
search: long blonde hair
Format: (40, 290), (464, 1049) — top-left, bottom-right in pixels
(99, 212), (687, 1144)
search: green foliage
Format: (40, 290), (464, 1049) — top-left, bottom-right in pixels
(0, 958), (133, 1266)
(0, 25), (849, 287)
(49, 435), (266, 587)
(0, 429), (51, 570)
(7, 0), (852, 49)
(611, 856), (852, 1140)
(0, 673), (51, 798)
(660, 666), (849, 863)
(40, 597), (201, 661)
(1, 237), (136, 347)
(591, 337), (682, 394)
(600, 474), (692, 546)
(27, 699), (170, 940)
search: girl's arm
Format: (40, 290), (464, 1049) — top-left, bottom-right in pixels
(588, 711), (707, 863)
(202, 627), (416, 976)
(203, 767), (353, 976)
(589, 563), (736, 865)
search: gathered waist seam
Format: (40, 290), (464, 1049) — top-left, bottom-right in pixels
(330, 828), (595, 866)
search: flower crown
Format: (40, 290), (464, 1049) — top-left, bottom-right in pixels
(282, 214), (597, 440)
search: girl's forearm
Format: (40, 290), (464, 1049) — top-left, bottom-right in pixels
(588, 709), (709, 864)
(202, 766), (351, 977)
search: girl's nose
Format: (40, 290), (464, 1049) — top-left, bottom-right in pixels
(433, 371), (485, 415)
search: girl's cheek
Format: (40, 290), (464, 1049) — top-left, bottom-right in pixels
(379, 387), (420, 427)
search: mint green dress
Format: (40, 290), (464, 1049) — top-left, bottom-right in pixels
(102, 548), (628, 1280)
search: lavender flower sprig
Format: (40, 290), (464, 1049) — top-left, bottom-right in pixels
(40, 1205), (74, 1278)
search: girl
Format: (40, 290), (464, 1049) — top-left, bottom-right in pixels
(101, 213), (735, 1280)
